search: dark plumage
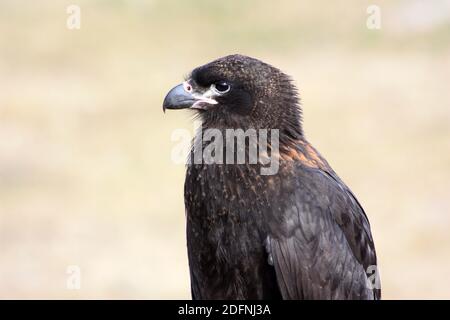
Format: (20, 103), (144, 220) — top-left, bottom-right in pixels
(163, 54), (380, 300)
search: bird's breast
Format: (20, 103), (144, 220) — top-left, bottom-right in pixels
(184, 163), (293, 299)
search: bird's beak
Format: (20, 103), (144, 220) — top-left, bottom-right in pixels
(163, 83), (218, 112)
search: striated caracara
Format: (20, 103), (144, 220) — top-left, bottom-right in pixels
(162, 54), (380, 300)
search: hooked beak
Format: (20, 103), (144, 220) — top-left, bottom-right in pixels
(163, 83), (218, 112)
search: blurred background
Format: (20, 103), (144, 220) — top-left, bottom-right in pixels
(0, 0), (449, 299)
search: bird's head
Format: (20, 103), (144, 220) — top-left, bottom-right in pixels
(163, 54), (303, 138)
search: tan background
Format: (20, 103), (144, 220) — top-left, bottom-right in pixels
(1, 0), (449, 299)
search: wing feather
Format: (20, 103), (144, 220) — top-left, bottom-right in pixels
(267, 166), (380, 300)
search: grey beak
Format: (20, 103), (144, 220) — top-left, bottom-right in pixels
(162, 84), (196, 112)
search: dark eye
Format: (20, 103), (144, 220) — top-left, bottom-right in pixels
(212, 81), (231, 94)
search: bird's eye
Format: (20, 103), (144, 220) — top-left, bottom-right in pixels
(211, 81), (231, 94)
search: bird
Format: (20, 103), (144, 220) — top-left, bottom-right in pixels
(162, 54), (380, 300)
